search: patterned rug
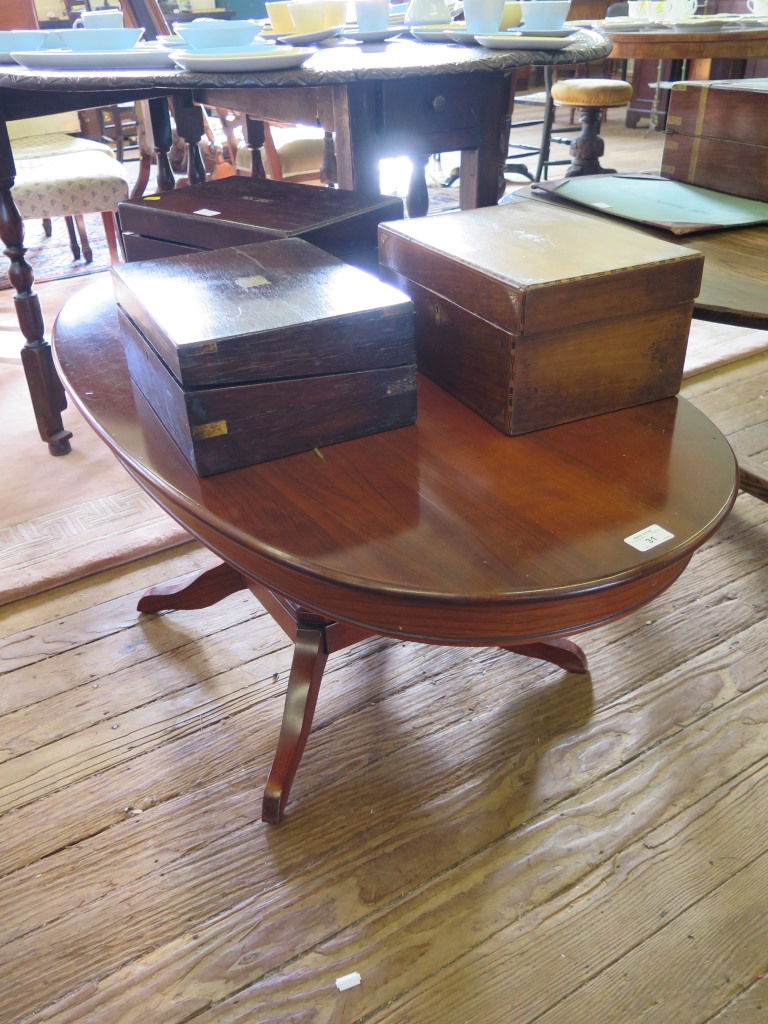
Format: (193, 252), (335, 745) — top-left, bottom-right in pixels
(0, 214), (115, 290)
(0, 358), (192, 608)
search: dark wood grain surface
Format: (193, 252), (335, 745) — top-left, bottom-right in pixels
(52, 278), (738, 646)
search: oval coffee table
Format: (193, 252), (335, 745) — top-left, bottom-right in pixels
(53, 278), (739, 822)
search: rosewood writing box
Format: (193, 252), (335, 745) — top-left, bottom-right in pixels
(112, 239), (416, 476)
(662, 79), (768, 203)
(378, 199), (703, 436)
(118, 176), (404, 272)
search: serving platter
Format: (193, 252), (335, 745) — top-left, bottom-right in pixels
(11, 46), (176, 69)
(170, 45), (314, 70)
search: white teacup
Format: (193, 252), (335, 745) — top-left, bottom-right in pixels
(662, 0), (696, 18)
(499, 1), (523, 27)
(287, 1), (329, 33)
(73, 8), (124, 28)
(463, 0), (506, 33)
(354, 0), (390, 31)
(747, 0), (768, 13)
(519, 0), (571, 29)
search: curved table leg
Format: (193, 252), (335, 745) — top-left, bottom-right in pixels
(501, 637), (589, 674)
(738, 454), (768, 504)
(137, 561), (248, 613)
(263, 622), (329, 824)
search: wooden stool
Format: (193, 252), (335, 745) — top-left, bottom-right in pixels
(550, 78), (633, 176)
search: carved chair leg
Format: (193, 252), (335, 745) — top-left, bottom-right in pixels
(42, 217), (52, 238)
(73, 215), (92, 263)
(101, 211), (121, 264)
(64, 216), (80, 260)
(262, 622), (329, 824)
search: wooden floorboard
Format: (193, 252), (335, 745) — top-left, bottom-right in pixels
(2, 116), (768, 1024)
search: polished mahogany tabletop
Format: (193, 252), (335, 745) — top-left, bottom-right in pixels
(52, 278), (739, 648)
(601, 24), (768, 60)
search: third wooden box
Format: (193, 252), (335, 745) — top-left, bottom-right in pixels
(378, 199), (703, 435)
(662, 79), (768, 202)
(118, 176), (404, 271)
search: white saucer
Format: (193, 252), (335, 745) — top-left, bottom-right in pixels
(171, 45), (314, 71)
(342, 27), (402, 41)
(273, 26), (344, 44)
(445, 28), (478, 43)
(474, 32), (575, 48)
(11, 47), (176, 70)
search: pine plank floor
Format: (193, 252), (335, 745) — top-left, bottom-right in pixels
(2, 111), (768, 1024)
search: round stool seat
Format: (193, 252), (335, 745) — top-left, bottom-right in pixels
(551, 78), (633, 109)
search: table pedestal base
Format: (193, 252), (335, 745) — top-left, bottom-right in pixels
(137, 561), (589, 824)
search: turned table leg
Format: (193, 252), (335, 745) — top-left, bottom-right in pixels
(0, 121), (72, 456)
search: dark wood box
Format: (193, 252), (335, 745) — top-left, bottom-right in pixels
(378, 199), (703, 435)
(118, 176), (404, 272)
(112, 238), (416, 476)
(662, 79), (768, 202)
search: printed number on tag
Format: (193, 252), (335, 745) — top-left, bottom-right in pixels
(624, 524), (674, 552)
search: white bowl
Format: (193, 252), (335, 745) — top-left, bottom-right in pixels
(56, 27), (144, 51)
(171, 19), (262, 49)
(0, 29), (51, 51)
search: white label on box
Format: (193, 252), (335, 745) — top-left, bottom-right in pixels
(624, 524), (675, 552)
(193, 208), (221, 217)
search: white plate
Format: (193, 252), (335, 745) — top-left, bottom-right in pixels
(156, 34), (185, 47)
(474, 32), (576, 48)
(171, 46), (314, 71)
(409, 23), (456, 40)
(511, 27), (575, 36)
(273, 26), (344, 44)
(11, 47), (176, 70)
(342, 28), (402, 41)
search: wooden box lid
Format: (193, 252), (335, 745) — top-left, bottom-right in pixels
(118, 176), (404, 254)
(378, 200), (704, 336)
(111, 239), (415, 388)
